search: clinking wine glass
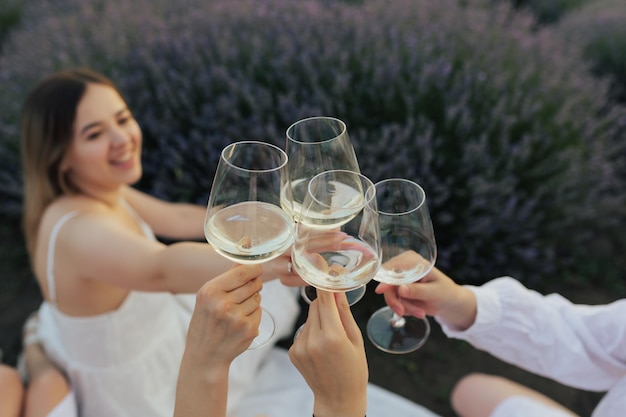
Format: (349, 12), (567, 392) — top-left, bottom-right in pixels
(291, 170), (381, 293)
(204, 140), (294, 349)
(366, 179), (437, 354)
(283, 116), (366, 304)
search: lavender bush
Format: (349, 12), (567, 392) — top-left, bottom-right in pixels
(0, 0), (22, 51)
(556, 0), (626, 104)
(499, 0), (587, 24)
(0, 0), (624, 286)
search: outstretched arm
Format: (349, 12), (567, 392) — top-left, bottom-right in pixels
(61, 212), (295, 294)
(121, 186), (207, 241)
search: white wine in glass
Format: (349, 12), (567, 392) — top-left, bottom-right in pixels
(291, 170), (381, 292)
(205, 201), (293, 264)
(205, 140), (294, 349)
(283, 116), (367, 304)
(366, 179), (437, 354)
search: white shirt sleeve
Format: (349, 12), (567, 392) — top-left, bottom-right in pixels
(437, 276), (626, 392)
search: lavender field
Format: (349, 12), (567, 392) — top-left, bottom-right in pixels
(1, 0), (625, 415)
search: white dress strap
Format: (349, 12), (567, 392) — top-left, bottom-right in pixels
(46, 211), (80, 306)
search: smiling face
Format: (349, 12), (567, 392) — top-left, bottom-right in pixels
(61, 83), (143, 198)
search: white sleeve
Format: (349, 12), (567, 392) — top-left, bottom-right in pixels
(437, 276), (626, 391)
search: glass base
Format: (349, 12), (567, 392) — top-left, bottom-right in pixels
(366, 306), (430, 354)
(300, 285), (366, 306)
(248, 308), (276, 349)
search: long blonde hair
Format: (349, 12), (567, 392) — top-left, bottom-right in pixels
(21, 68), (123, 256)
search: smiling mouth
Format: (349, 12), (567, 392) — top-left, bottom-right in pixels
(110, 153), (133, 166)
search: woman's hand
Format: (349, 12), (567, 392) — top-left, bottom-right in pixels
(375, 256), (477, 331)
(289, 290), (368, 417)
(184, 264), (263, 370)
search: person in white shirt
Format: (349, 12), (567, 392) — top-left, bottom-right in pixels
(375, 251), (626, 417)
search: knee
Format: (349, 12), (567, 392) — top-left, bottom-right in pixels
(453, 372), (496, 390)
(451, 373), (490, 401)
(28, 367), (69, 395)
(451, 373), (497, 417)
(24, 367), (71, 417)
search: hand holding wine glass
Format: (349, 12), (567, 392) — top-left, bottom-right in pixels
(204, 140), (294, 349)
(366, 179), (437, 354)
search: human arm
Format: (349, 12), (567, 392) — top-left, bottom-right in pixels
(59, 212), (296, 294)
(121, 185), (207, 240)
(376, 251), (626, 392)
(121, 186), (302, 287)
(442, 277), (626, 391)
(174, 264), (263, 417)
(288, 290), (368, 417)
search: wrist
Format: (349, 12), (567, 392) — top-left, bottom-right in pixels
(440, 286), (477, 331)
(313, 414), (365, 417)
(313, 399), (366, 417)
(179, 351), (231, 385)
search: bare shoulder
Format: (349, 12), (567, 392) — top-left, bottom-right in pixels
(37, 196), (127, 254)
(41, 195), (112, 229)
(33, 196), (120, 286)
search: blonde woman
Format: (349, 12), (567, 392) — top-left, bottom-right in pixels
(20, 68), (300, 417)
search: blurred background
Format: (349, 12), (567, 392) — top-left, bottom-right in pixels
(1, 0), (625, 415)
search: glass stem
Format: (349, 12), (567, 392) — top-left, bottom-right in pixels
(391, 312), (406, 328)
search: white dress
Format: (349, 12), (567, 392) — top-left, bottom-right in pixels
(37, 207), (441, 417)
(439, 276), (626, 417)
(37, 208), (301, 417)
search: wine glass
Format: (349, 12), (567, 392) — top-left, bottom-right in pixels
(291, 170), (381, 293)
(366, 179), (437, 354)
(204, 140), (294, 349)
(283, 116), (367, 304)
